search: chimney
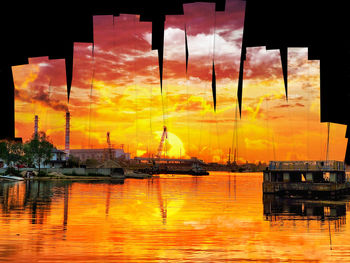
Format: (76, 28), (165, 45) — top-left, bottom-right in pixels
(34, 115), (38, 136)
(65, 111), (70, 156)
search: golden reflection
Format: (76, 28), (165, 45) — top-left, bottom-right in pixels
(263, 194), (347, 231)
(0, 173), (350, 262)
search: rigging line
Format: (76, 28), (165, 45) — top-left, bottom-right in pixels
(320, 120), (323, 160)
(161, 91), (166, 126)
(283, 50), (295, 159)
(148, 26), (154, 157)
(208, 108), (213, 160)
(44, 79), (52, 134)
(185, 23), (191, 158)
(212, 8), (217, 62)
(231, 126), (235, 164)
(265, 95), (270, 160)
(214, 113), (221, 162)
(269, 95), (276, 160)
(206, 8), (218, 161)
(265, 95), (276, 161)
(165, 63), (170, 159)
(160, 25), (167, 145)
(318, 67), (323, 160)
(306, 61), (311, 160)
(272, 130), (276, 160)
(133, 15), (139, 157)
(149, 84), (153, 159)
(232, 99), (238, 163)
(160, 91), (167, 157)
(163, 23), (170, 131)
(235, 99), (239, 163)
(30, 63), (37, 121)
(147, 25), (153, 156)
(326, 122), (330, 162)
(212, 8), (217, 112)
(212, 10), (221, 160)
(161, 24), (171, 158)
(198, 69), (211, 160)
(319, 116), (324, 160)
(160, 76), (168, 158)
(112, 15), (118, 147)
(198, 100), (205, 160)
(272, 120), (276, 160)
(199, 8), (216, 161)
(286, 91), (296, 159)
(88, 45), (96, 149)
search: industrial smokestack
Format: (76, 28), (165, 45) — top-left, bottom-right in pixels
(65, 111), (70, 156)
(34, 115), (38, 136)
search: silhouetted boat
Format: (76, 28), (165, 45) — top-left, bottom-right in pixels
(124, 170), (152, 179)
(189, 163), (209, 175)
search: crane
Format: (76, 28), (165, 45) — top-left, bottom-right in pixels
(156, 126), (167, 158)
(106, 131), (113, 160)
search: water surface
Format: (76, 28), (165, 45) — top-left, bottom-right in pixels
(0, 172), (349, 262)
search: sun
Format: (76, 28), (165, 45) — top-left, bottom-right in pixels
(154, 131), (187, 159)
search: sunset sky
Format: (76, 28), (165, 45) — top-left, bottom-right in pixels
(12, 0), (348, 163)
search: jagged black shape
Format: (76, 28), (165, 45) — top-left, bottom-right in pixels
(185, 25), (189, 74)
(158, 47), (164, 93)
(279, 47), (288, 100)
(240, 0), (350, 163)
(2, 0), (350, 163)
(1, 0), (225, 140)
(346, 140), (350, 165)
(237, 46), (246, 118)
(151, 15), (165, 93)
(212, 61), (216, 111)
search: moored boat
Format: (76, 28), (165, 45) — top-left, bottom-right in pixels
(0, 175), (25, 181)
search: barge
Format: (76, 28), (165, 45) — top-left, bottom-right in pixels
(263, 160), (350, 197)
(137, 163), (209, 176)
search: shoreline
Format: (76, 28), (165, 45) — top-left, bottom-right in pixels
(0, 170), (266, 183)
(28, 176), (125, 181)
(0, 173), (153, 182)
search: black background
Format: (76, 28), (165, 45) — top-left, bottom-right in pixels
(2, 0), (349, 162)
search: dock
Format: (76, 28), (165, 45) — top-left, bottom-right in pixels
(263, 160), (350, 197)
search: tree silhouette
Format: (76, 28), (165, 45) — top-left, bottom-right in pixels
(0, 140), (23, 167)
(24, 132), (54, 172)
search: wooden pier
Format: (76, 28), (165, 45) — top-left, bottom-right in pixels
(263, 160), (350, 197)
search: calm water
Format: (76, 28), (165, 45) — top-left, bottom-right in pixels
(1, 172), (350, 262)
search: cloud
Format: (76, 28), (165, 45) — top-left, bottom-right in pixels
(244, 47), (283, 80)
(198, 118), (234, 123)
(244, 138), (273, 150)
(274, 102), (305, 109)
(275, 104), (290, 108)
(15, 87), (68, 112)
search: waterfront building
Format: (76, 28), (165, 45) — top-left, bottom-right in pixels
(263, 160), (349, 197)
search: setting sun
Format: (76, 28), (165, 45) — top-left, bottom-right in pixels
(154, 131), (187, 159)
